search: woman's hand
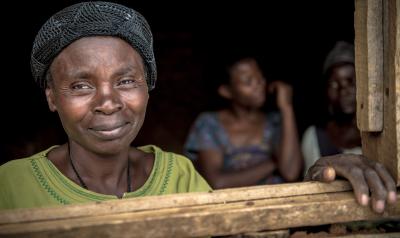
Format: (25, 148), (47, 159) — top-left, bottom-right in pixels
(268, 81), (293, 110)
(305, 154), (397, 213)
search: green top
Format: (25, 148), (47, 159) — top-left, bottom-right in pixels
(0, 145), (211, 210)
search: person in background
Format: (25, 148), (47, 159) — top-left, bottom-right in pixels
(302, 41), (361, 173)
(184, 57), (303, 188)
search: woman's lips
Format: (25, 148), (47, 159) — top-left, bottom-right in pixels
(88, 122), (130, 140)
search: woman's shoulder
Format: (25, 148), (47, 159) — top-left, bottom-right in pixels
(0, 146), (58, 187)
(302, 125), (317, 138)
(138, 145), (206, 180)
(0, 157), (33, 176)
(137, 145), (211, 193)
(194, 111), (219, 124)
(0, 147), (54, 174)
(188, 111), (222, 135)
(138, 145), (194, 168)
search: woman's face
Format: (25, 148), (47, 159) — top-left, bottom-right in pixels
(228, 60), (266, 108)
(46, 36), (149, 155)
(327, 64), (356, 115)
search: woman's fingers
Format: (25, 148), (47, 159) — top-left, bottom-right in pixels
(322, 166), (336, 181)
(306, 154), (397, 214)
(343, 166), (370, 206)
(374, 163), (397, 204)
(305, 164), (336, 182)
(364, 168), (387, 213)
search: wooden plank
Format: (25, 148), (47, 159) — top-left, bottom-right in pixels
(0, 192), (398, 238)
(291, 232), (400, 238)
(355, 0), (384, 132)
(334, 233), (400, 238)
(0, 181), (352, 225)
(241, 230), (289, 238)
(357, 0), (400, 185)
(396, 0), (400, 186)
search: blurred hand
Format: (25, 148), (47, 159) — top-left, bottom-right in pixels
(305, 154), (397, 213)
(268, 81), (293, 110)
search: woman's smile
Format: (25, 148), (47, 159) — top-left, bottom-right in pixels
(88, 122), (131, 140)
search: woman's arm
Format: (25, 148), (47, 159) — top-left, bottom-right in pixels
(197, 149), (276, 189)
(270, 81), (302, 181)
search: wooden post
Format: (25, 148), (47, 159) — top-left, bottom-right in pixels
(355, 0), (384, 132)
(355, 0), (400, 185)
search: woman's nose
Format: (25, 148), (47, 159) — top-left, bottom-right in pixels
(93, 86), (123, 115)
(254, 77), (266, 87)
(252, 79), (265, 94)
(339, 83), (356, 97)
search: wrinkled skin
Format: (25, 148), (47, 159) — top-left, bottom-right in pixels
(305, 154), (397, 213)
(45, 36), (153, 197)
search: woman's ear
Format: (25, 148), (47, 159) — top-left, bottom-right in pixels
(45, 87), (57, 112)
(218, 85), (232, 100)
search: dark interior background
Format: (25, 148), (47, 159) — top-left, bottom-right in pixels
(0, 0), (355, 163)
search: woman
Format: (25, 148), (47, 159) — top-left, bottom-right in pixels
(0, 2), (395, 214)
(302, 41), (361, 173)
(0, 2), (211, 209)
(184, 57), (302, 188)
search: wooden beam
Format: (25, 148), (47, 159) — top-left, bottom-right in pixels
(355, 0), (400, 185)
(334, 234), (400, 238)
(0, 181), (352, 225)
(355, 0), (384, 132)
(241, 230), (289, 238)
(292, 232), (400, 238)
(0, 182), (398, 238)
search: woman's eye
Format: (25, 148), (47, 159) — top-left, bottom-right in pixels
(328, 81), (339, 90)
(245, 77), (256, 85)
(71, 83), (91, 90)
(117, 79), (136, 87)
(239, 77), (251, 85)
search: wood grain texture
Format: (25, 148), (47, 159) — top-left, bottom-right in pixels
(0, 181), (352, 225)
(396, 0), (400, 187)
(355, 0), (384, 132)
(0, 191), (398, 238)
(334, 233), (400, 238)
(357, 0), (400, 185)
